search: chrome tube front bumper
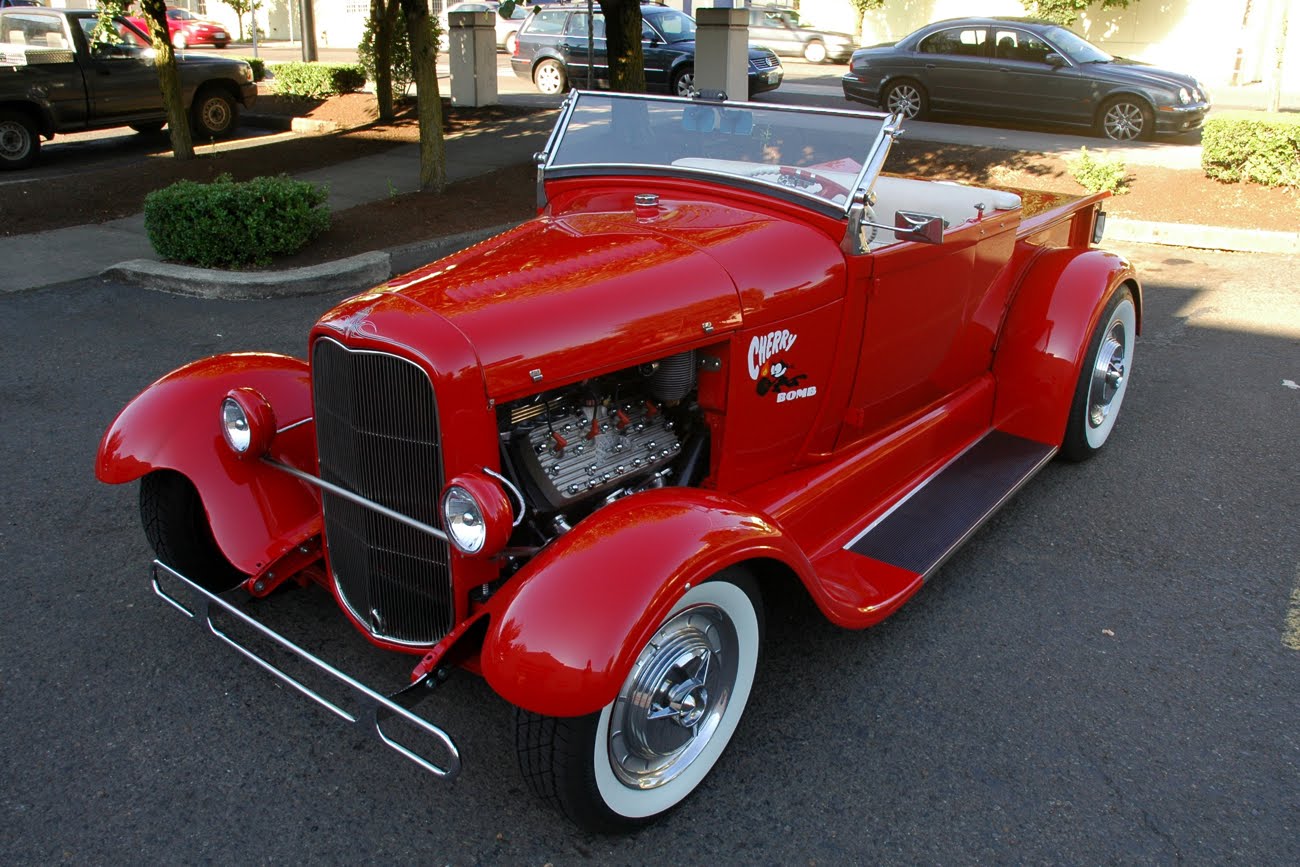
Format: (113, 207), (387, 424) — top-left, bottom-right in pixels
(150, 560), (462, 780)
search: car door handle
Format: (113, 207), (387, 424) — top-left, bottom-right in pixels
(925, 63), (936, 69)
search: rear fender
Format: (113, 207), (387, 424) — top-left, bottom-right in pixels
(96, 353), (321, 575)
(479, 487), (814, 718)
(992, 247), (1141, 445)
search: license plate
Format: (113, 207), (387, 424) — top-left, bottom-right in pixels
(215, 31), (227, 38)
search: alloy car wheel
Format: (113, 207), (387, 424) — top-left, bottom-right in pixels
(1061, 288), (1137, 461)
(1099, 97), (1152, 141)
(534, 58), (567, 95)
(673, 67), (696, 98)
(516, 571), (763, 832)
(803, 40), (828, 63)
(884, 80), (927, 119)
(0, 111), (38, 170)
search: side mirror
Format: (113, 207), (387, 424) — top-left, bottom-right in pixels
(894, 211), (944, 245)
(1044, 52), (1066, 67)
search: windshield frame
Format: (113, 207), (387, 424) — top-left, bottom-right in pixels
(1043, 25), (1112, 64)
(538, 91), (896, 222)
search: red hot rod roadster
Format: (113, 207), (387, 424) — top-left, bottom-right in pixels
(97, 91), (1139, 832)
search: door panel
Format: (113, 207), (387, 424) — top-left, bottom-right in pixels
(914, 26), (995, 114)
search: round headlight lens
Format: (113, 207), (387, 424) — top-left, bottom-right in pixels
(1178, 87), (1191, 105)
(442, 485), (486, 554)
(221, 397), (251, 453)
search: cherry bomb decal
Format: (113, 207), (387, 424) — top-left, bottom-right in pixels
(748, 329), (817, 404)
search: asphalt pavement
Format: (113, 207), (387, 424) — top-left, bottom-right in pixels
(1, 243), (1296, 863)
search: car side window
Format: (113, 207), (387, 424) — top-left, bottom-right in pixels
(78, 16), (148, 59)
(993, 29), (1052, 64)
(564, 12), (605, 39)
(527, 9), (568, 35)
(918, 27), (986, 57)
(4, 12), (72, 51)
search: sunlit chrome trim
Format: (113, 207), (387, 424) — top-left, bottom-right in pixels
(264, 457), (450, 543)
(150, 560), (460, 779)
(275, 416), (313, 435)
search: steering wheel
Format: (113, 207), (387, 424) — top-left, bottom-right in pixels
(749, 165), (851, 201)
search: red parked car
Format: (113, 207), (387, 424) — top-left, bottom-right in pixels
(97, 93), (1139, 832)
(164, 6), (228, 48)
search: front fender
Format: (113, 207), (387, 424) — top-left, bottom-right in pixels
(479, 487), (814, 718)
(992, 247), (1141, 445)
(96, 353), (321, 574)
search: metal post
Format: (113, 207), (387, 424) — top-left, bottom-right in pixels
(251, 3), (259, 58)
(300, 0), (318, 62)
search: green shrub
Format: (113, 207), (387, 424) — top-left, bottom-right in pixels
(358, 11), (413, 98)
(1066, 146), (1130, 195)
(231, 55), (266, 82)
(1201, 114), (1300, 188)
(269, 62), (367, 98)
(144, 174), (331, 268)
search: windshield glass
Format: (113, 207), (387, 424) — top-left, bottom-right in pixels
(546, 92), (890, 213)
(1045, 26), (1112, 63)
(644, 8), (695, 43)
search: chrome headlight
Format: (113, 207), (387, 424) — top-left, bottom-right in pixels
(220, 387), (277, 458)
(441, 473), (515, 557)
(238, 61), (253, 83)
(1178, 87), (1191, 105)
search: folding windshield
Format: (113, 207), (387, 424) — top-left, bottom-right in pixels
(544, 92), (895, 217)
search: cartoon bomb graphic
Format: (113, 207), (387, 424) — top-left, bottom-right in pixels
(756, 358), (807, 397)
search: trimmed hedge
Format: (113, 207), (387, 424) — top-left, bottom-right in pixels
(1201, 114), (1300, 188)
(231, 55), (266, 82)
(144, 174), (331, 268)
(1066, 146), (1129, 195)
(269, 61), (367, 98)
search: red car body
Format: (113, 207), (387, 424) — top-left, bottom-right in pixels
(97, 93), (1139, 831)
(164, 7), (228, 48)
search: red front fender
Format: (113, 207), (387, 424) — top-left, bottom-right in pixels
(479, 487), (814, 718)
(993, 247), (1142, 445)
(96, 353), (321, 575)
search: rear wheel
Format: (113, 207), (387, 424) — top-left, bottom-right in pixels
(140, 471), (245, 592)
(172, 32), (187, 49)
(1061, 287), (1137, 461)
(516, 570), (763, 832)
(883, 78), (927, 119)
(504, 31), (518, 55)
(0, 110), (39, 170)
(191, 87), (237, 138)
(533, 58), (567, 95)
(672, 65), (695, 98)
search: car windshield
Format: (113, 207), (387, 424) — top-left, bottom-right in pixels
(168, 10), (196, 20)
(644, 8), (695, 43)
(545, 92), (891, 215)
(1045, 26), (1112, 63)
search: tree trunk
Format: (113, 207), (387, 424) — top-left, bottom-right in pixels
(141, 0), (194, 160)
(598, 0), (646, 93)
(371, 0), (396, 121)
(400, 0), (446, 191)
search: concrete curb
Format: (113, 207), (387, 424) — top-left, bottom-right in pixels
(1106, 217), (1300, 254)
(102, 224), (519, 299)
(103, 252), (391, 299)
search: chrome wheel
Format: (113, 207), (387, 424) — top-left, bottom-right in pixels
(803, 40), (827, 64)
(0, 111), (38, 169)
(504, 31), (517, 55)
(1101, 99), (1149, 141)
(673, 69), (695, 98)
(1062, 289), (1137, 460)
(885, 81), (925, 118)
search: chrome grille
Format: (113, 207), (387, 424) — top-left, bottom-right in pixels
(312, 337), (453, 645)
(752, 54), (781, 71)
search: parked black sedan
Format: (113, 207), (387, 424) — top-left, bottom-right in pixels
(842, 17), (1209, 141)
(511, 3), (783, 98)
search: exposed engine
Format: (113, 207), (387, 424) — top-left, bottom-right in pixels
(498, 350), (705, 545)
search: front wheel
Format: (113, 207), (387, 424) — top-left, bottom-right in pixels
(516, 571), (763, 832)
(0, 110), (39, 170)
(172, 32), (187, 50)
(1097, 96), (1152, 141)
(533, 58), (567, 95)
(803, 40), (828, 64)
(1061, 287), (1137, 461)
(140, 471), (246, 592)
(191, 88), (237, 138)
(883, 78), (927, 119)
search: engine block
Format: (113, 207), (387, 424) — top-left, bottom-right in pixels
(513, 397), (683, 510)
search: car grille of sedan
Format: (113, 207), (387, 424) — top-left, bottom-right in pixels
(311, 337), (454, 646)
(752, 54), (781, 71)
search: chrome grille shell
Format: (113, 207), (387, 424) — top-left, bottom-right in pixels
(311, 337), (453, 646)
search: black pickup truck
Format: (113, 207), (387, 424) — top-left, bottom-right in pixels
(0, 7), (256, 168)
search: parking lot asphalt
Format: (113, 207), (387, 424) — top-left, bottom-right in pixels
(1, 242), (1296, 863)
